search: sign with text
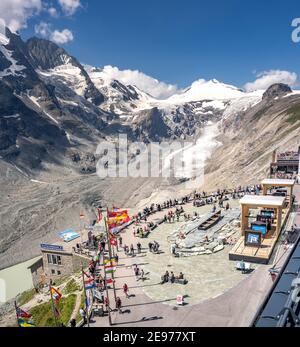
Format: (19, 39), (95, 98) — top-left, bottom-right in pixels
(40, 244), (64, 252)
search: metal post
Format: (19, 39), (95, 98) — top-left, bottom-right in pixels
(103, 264), (112, 326)
(81, 267), (90, 327)
(14, 301), (20, 327)
(49, 285), (59, 327)
(104, 212), (117, 302)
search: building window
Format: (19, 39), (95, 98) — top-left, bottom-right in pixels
(51, 269), (55, 275)
(57, 271), (61, 275)
(47, 254), (62, 266)
(47, 254), (52, 264)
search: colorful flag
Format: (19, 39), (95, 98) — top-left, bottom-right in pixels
(104, 258), (117, 266)
(50, 287), (62, 302)
(15, 304), (35, 327)
(18, 318), (35, 327)
(107, 208), (131, 233)
(16, 307), (32, 319)
(105, 265), (116, 274)
(85, 282), (96, 290)
(83, 271), (96, 290)
(108, 209), (128, 218)
(106, 278), (115, 285)
(83, 271), (94, 280)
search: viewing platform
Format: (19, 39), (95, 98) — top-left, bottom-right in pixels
(229, 179), (295, 264)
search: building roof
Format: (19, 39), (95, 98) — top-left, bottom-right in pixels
(261, 178), (295, 187)
(240, 195), (285, 207)
(252, 233), (300, 327)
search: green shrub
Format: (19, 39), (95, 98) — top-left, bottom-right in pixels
(18, 288), (36, 306)
(63, 279), (79, 295)
(30, 294), (77, 327)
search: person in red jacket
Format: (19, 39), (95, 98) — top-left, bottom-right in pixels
(123, 283), (129, 298)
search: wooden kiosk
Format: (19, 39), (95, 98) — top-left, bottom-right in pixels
(261, 178), (295, 211)
(229, 195), (286, 264)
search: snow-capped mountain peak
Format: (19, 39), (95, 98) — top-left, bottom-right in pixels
(166, 78), (245, 104)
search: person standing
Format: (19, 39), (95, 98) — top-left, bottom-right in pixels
(116, 297), (122, 313)
(104, 297), (112, 312)
(130, 244), (135, 256)
(140, 269), (145, 281)
(119, 236), (123, 248)
(79, 307), (87, 325)
(134, 265), (140, 277)
(123, 283), (130, 298)
(137, 242), (142, 254)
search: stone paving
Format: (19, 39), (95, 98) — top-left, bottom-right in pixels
(89, 184), (300, 327)
(126, 199), (252, 305)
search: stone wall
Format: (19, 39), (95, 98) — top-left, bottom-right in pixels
(42, 251), (74, 280)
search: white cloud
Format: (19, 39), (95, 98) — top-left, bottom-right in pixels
(58, 0), (81, 16)
(34, 21), (51, 37)
(244, 70), (298, 92)
(0, 0), (42, 31)
(101, 65), (179, 99)
(48, 7), (58, 18)
(51, 28), (74, 44)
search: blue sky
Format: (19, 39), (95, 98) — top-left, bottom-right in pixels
(2, 0), (300, 96)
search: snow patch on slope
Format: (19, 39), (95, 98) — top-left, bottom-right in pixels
(166, 79), (245, 104)
(29, 95), (59, 125)
(38, 64), (88, 97)
(0, 45), (26, 77)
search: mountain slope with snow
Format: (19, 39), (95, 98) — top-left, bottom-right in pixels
(166, 79), (245, 104)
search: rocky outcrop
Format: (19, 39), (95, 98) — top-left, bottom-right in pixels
(262, 83), (292, 100)
(26, 38), (105, 106)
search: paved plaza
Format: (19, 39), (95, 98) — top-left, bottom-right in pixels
(130, 201), (248, 305)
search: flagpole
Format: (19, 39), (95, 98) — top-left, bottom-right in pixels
(105, 210), (117, 303)
(49, 285), (59, 327)
(81, 266), (90, 327)
(14, 301), (20, 327)
(80, 211), (83, 244)
(103, 264), (112, 326)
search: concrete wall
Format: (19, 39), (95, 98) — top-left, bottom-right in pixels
(28, 258), (44, 288)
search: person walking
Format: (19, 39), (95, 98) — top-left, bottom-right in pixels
(134, 265), (140, 277)
(79, 307), (87, 325)
(123, 283), (130, 298)
(130, 244), (135, 256)
(119, 236), (123, 248)
(104, 297), (112, 312)
(116, 297), (122, 313)
(140, 269), (145, 281)
(137, 242), (142, 254)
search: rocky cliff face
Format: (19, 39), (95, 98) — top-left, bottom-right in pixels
(26, 38), (105, 106)
(204, 84), (300, 189)
(262, 83), (292, 100)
